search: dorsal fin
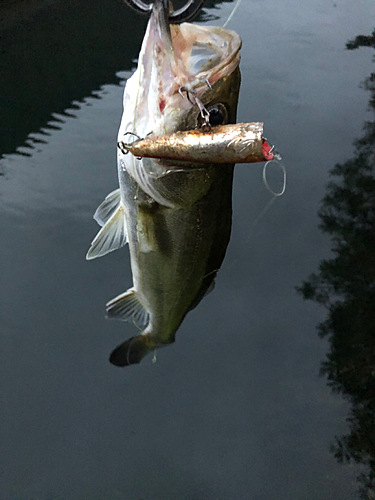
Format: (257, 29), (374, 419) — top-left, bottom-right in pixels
(203, 278), (216, 298)
(94, 188), (121, 226)
(106, 288), (149, 326)
(86, 204), (128, 260)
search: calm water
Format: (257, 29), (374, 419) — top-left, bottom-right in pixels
(1, 0), (374, 499)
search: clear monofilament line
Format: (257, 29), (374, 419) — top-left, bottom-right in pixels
(252, 159), (287, 227)
(223, 0), (243, 28)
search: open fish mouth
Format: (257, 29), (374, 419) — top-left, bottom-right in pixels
(119, 0), (242, 140)
(117, 0), (242, 207)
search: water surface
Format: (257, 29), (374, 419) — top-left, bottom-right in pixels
(1, 0), (374, 499)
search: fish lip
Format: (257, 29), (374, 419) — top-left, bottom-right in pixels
(151, 0), (173, 44)
(150, 1), (242, 85)
(146, 0), (176, 80)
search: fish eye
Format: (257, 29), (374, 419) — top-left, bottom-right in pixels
(197, 103), (228, 127)
(208, 104), (228, 126)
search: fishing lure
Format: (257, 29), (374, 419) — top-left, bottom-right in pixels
(118, 123), (279, 164)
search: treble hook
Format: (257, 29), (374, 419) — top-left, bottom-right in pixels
(117, 132), (143, 155)
(179, 86), (211, 128)
(122, 0), (205, 24)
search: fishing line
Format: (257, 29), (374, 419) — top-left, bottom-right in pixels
(132, 316), (144, 331)
(223, 0), (243, 28)
(252, 158), (287, 227)
(262, 158), (286, 197)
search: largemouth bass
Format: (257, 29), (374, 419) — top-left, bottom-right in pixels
(87, 0), (242, 366)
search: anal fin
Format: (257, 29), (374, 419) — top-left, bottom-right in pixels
(106, 288), (149, 325)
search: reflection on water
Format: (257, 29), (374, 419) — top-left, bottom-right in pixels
(298, 29), (375, 499)
(0, 0), (234, 160)
(1, 0), (374, 498)
(0, 0), (140, 159)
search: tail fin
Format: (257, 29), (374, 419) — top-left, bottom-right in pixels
(109, 333), (175, 367)
(109, 335), (153, 367)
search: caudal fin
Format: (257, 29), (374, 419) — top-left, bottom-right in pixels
(109, 334), (154, 367)
(109, 333), (175, 367)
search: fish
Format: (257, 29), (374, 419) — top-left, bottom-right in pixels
(118, 122), (277, 163)
(86, 0), (242, 366)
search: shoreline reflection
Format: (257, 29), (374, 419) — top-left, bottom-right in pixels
(0, 0), (234, 160)
(298, 28), (375, 499)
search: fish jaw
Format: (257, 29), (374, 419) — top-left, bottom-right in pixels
(117, 7), (242, 205)
(121, 0), (179, 137)
(118, 0), (242, 153)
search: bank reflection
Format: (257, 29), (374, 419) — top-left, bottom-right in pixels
(0, 0), (235, 159)
(298, 29), (375, 498)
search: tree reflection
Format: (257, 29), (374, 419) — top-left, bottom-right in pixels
(297, 29), (375, 499)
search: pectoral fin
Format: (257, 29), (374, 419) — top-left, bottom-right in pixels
(106, 288), (149, 325)
(94, 188), (121, 226)
(86, 204), (128, 260)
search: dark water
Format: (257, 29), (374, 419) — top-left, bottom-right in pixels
(1, 0), (374, 499)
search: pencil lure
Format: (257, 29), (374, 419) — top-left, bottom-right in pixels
(118, 123), (276, 164)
